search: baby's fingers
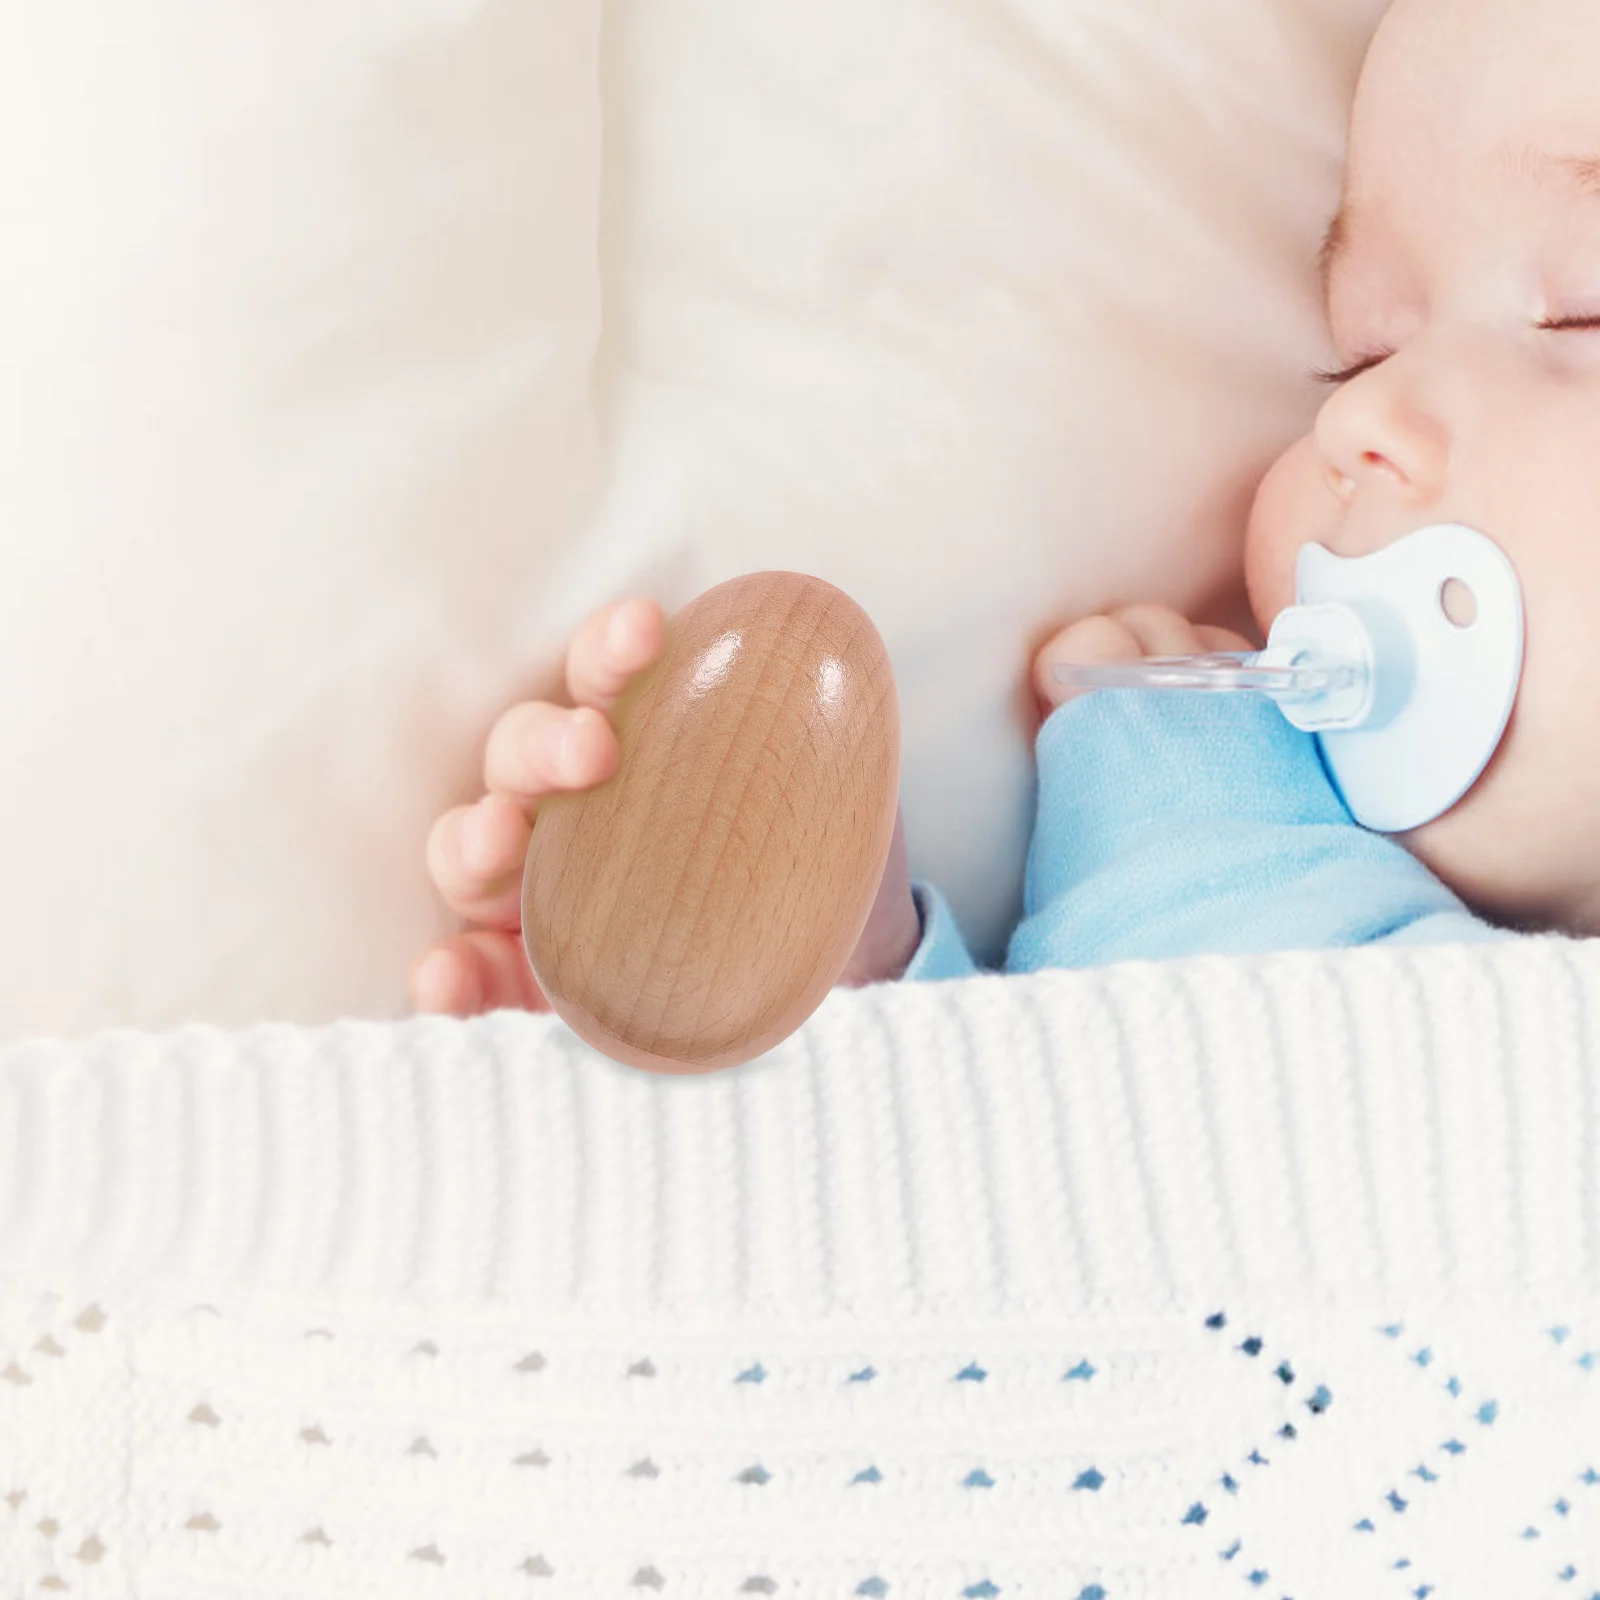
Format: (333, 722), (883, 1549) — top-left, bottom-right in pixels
(1108, 604), (1210, 657)
(409, 930), (550, 1018)
(566, 595), (665, 709)
(477, 597), (661, 810)
(427, 793), (533, 926)
(1033, 614), (1144, 710)
(1195, 623), (1259, 654)
(483, 700), (619, 808)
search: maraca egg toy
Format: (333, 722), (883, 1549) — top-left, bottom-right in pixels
(522, 572), (900, 1074)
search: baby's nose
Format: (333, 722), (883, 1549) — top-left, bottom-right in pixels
(1313, 352), (1450, 509)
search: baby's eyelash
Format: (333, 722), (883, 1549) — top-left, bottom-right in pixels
(1313, 317), (1600, 386)
(1311, 351), (1392, 386)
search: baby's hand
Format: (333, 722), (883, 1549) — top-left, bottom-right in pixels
(409, 595), (667, 1017)
(1031, 605), (1257, 717)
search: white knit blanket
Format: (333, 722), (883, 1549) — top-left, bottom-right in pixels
(2, 939), (1598, 1598)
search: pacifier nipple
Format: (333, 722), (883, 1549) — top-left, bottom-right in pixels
(1049, 523), (1524, 832)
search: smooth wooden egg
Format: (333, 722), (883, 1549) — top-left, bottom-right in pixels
(521, 571), (900, 1075)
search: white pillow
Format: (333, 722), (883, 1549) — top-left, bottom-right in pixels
(582, 0), (1392, 964)
(0, 0), (601, 1038)
(1, 0), (1389, 1039)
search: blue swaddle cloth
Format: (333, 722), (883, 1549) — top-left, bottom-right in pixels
(904, 691), (1503, 981)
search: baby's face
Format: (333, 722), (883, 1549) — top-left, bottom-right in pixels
(1246, 0), (1600, 933)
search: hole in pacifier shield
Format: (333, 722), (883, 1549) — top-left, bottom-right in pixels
(1439, 577), (1477, 628)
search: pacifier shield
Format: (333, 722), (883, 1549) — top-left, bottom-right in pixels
(1296, 523), (1523, 832)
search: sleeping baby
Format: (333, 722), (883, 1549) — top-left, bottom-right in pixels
(409, 0), (1600, 1016)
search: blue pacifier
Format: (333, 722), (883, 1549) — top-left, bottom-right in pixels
(1051, 523), (1525, 832)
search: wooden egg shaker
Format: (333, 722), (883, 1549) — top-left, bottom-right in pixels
(521, 572), (900, 1074)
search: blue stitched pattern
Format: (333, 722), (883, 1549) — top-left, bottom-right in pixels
(7, 1292), (1598, 1596)
(1181, 1308), (1336, 1600)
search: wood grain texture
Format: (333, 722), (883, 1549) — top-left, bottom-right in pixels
(521, 572), (900, 1074)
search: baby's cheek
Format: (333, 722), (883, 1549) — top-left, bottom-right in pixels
(1244, 435), (1322, 630)
(1397, 668), (1585, 931)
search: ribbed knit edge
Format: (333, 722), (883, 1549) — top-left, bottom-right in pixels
(1, 937), (1596, 1315)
